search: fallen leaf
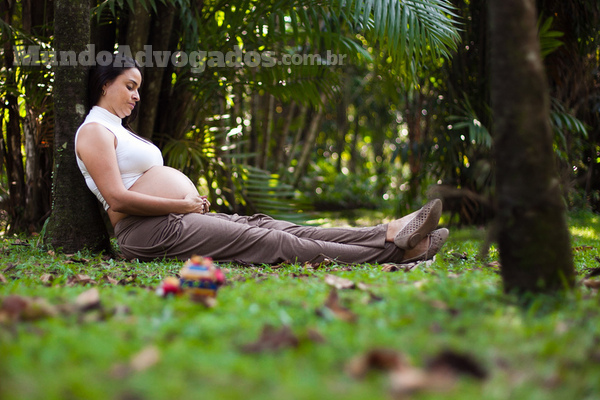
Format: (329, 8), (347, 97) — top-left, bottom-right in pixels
(101, 274), (119, 285)
(240, 325), (299, 353)
(324, 274), (355, 290)
(346, 348), (405, 379)
(319, 289), (358, 323)
(450, 252), (468, 260)
(21, 298), (58, 320)
(430, 300), (449, 311)
(0, 273), (7, 283)
(67, 274), (96, 286)
(381, 264), (402, 272)
(2, 263), (16, 273)
(40, 273), (54, 285)
(130, 346), (160, 372)
(0, 295), (30, 321)
(389, 364), (455, 397)
(574, 245), (594, 251)
(75, 288), (101, 311)
(426, 350), (488, 380)
(0, 295), (57, 321)
(67, 257), (90, 264)
(306, 328), (326, 343)
(110, 304), (131, 317)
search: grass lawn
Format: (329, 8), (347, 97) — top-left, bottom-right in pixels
(1, 210), (600, 400)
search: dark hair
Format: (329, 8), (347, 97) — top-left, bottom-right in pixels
(88, 56), (142, 129)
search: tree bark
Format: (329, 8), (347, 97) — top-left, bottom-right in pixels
(1, 0), (27, 233)
(136, 2), (175, 139)
(292, 94), (327, 187)
(489, 0), (574, 293)
(47, 0), (111, 253)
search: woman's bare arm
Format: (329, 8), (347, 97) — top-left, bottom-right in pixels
(76, 123), (206, 216)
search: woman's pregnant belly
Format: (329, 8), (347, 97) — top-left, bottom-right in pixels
(108, 166), (200, 226)
(128, 166), (199, 198)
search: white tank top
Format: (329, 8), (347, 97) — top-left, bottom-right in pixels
(75, 106), (164, 210)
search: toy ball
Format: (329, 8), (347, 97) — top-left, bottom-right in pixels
(156, 255), (226, 299)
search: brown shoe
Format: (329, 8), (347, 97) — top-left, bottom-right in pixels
(401, 228), (449, 263)
(394, 199), (443, 249)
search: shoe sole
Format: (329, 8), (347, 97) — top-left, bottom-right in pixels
(401, 228), (449, 263)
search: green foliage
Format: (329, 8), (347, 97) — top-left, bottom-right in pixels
(2, 210), (600, 399)
(537, 16), (564, 58)
(302, 167), (383, 211)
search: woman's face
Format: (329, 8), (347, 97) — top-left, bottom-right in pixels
(98, 68), (142, 119)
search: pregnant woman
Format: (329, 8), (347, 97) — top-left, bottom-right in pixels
(75, 58), (448, 263)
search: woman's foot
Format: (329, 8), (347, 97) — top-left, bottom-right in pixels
(401, 228), (449, 263)
(386, 199), (443, 249)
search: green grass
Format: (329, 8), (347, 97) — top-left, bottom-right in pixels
(1, 211), (600, 400)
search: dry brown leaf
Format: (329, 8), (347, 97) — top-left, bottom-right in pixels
(346, 348), (405, 379)
(130, 346), (160, 372)
(240, 325), (299, 353)
(0, 294), (30, 321)
(40, 273), (54, 285)
(425, 350), (487, 382)
(583, 279), (600, 289)
(574, 245), (594, 251)
(381, 263), (404, 272)
(2, 263), (16, 273)
(101, 274), (119, 285)
(67, 274), (96, 286)
(306, 328), (326, 343)
(0, 295), (57, 321)
(321, 289), (358, 323)
(430, 300), (449, 311)
(75, 288), (101, 311)
(21, 298), (58, 320)
(389, 365), (455, 397)
(324, 274), (355, 290)
(0, 273), (7, 284)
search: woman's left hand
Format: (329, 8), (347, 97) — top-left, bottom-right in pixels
(201, 196), (211, 214)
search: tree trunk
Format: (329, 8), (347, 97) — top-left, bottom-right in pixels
(292, 94), (327, 187)
(274, 101), (296, 171)
(489, 0), (574, 294)
(137, 2), (175, 139)
(259, 92), (275, 170)
(46, 0), (111, 253)
(1, 0), (27, 234)
(125, 1), (152, 133)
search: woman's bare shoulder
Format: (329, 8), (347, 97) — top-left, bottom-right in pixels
(76, 123), (117, 158)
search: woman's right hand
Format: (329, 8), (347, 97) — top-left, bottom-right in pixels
(184, 193), (210, 214)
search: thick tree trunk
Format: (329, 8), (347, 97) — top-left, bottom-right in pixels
(47, 0), (111, 253)
(489, 0), (574, 293)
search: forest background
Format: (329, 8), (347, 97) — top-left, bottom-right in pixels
(0, 0), (599, 238)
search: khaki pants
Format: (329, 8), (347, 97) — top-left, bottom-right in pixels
(114, 212), (405, 264)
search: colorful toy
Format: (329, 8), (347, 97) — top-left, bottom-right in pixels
(156, 255), (226, 300)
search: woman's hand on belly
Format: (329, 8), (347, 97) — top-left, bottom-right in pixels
(107, 166), (209, 226)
